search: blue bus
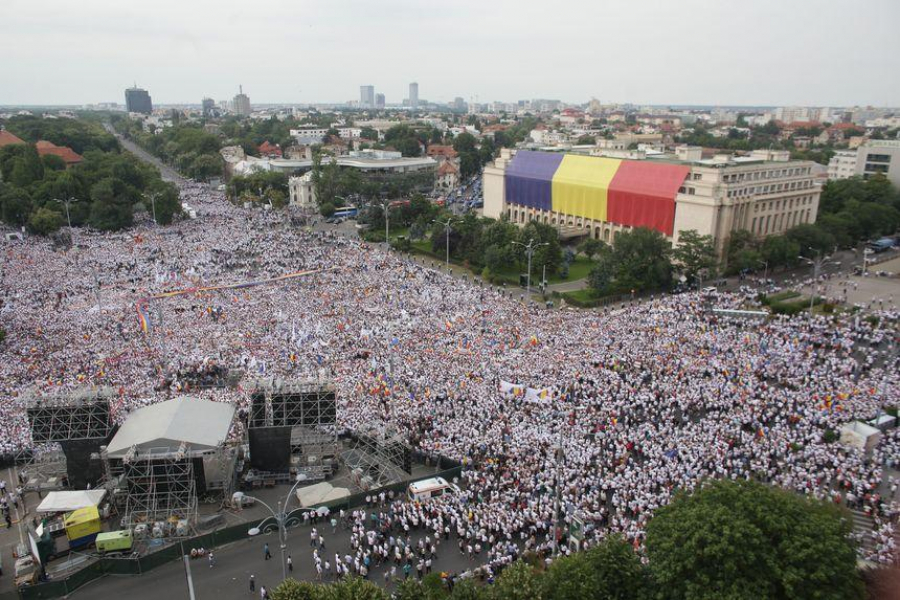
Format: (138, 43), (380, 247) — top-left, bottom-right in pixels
(332, 206), (359, 219)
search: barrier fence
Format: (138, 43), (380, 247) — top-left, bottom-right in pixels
(17, 459), (463, 600)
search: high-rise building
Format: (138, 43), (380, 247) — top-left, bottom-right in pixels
(202, 97), (216, 117)
(233, 85), (251, 116)
(125, 85), (153, 114)
(409, 82), (419, 109)
(360, 86), (375, 109)
(375, 93), (385, 109)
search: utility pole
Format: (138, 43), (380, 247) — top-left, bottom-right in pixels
(147, 191), (158, 224)
(512, 238), (548, 296)
(433, 218), (455, 270)
(378, 200), (391, 244)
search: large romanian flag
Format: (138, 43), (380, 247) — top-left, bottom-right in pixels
(504, 151), (690, 236)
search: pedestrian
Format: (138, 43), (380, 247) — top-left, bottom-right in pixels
(286, 554), (293, 573)
(5, 512), (11, 529)
(249, 575), (255, 593)
(259, 585), (267, 600)
(264, 543), (271, 560)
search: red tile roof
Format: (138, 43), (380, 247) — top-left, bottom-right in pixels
(0, 130), (26, 147)
(426, 145), (458, 158)
(35, 140), (83, 165)
(258, 141), (282, 157)
(438, 161), (459, 176)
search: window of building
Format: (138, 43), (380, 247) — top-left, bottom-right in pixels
(866, 154), (892, 163)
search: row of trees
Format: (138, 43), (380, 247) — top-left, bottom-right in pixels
(0, 119), (179, 233)
(267, 480), (863, 600)
(586, 228), (718, 296)
(112, 117), (224, 181)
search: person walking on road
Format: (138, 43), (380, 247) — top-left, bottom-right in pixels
(287, 554), (293, 573)
(263, 543), (271, 560)
(249, 575), (255, 593)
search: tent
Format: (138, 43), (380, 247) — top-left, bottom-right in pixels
(295, 482), (350, 508)
(36, 490), (107, 514)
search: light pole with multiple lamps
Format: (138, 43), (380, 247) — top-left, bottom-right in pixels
(512, 238), (548, 296)
(432, 217), (456, 270)
(801, 248), (835, 312)
(237, 475), (309, 581)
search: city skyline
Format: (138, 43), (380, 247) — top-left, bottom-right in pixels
(1, 0), (898, 107)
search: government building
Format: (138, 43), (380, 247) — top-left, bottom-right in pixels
(483, 147), (821, 257)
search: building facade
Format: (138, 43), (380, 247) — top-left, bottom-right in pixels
(483, 148), (821, 257)
(202, 97), (216, 117)
(375, 93), (385, 109)
(233, 86), (251, 116)
(409, 82), (419, 109)
(360, 86), (375, 109)
(826, 140), (900, 188)
(125, 86), (153, 114)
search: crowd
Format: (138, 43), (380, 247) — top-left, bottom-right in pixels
(0, 180), (898, 571)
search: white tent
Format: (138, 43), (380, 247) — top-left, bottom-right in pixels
(295, 482), (350, 508)
(36, 490), (107, 514)
(106, 397), (235, 459)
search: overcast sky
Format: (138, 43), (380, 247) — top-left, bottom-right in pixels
(2, 0), (898, 107)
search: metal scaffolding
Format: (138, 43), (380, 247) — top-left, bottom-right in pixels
(291, 426), (339, 481)
(26, 387), (114, 443)
(341, 425), (412, 490)
(247, 378), (337, 428)
(121, 444), (198, 528)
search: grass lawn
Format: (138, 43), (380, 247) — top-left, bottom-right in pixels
(562, 288), (599, 303)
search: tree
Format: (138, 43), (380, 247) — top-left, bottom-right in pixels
(543, 536), (648, 600)
(452, 132), (478, 154)
(589, 254), (617, 294)
(577, 237), (605, 261)
(608, 227), (674, 293)
(10, 145), (44, 187)
(488, 560), (543, 600)
(519, 221), (563, 276)
(325, 576), (388, 600)
(320, 203), (336, 217)
(88, 178), (133, 231)
(576, 135), (596, 145)
(147, 181), (182, 225)
(270, 578), (319, 600)
(785, 223), (835, 258)
(360, 127), (378, 141)
(0, 186), (33, 226)
(673, 230), (718, 283)
(760, 235), (800, 268)
(27, 207), (63, 235)
(188, 154), (223, 181)
(645, 479), (863, 600)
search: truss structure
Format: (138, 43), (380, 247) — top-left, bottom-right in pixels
(341, 425), (412, 490)
(17, 447), (68, 492)
(26, 387), (114, 443)
(121, 445), (198, 527)
(291, 426), (339, 481)
(247, 378), (337, 429)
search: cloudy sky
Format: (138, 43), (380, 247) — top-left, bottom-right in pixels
(2, 0), (898, 107)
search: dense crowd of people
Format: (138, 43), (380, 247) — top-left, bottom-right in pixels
(0, 180), (898, 572)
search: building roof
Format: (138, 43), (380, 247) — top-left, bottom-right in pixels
(0, 130), (25, 147)
(426, 145), (458, 159)
(35, 140), (83, 165)
(107, 397), (235, 458)
(438, 161), (459, 176)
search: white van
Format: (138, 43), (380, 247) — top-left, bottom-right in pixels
(407, 477), (459, 501)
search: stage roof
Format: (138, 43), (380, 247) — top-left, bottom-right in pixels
(107, 397), (235, 459)
(36, 490), (107, 513)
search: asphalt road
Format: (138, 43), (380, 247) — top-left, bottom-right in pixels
(105, 125), (186, 186)
(69, 520), (486, 599)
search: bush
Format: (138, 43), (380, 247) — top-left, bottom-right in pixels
(391, 237), (411, 252)
(320, 203), (335, 217)
(27, 207), (63, 235)
(823, 428), (839, 443)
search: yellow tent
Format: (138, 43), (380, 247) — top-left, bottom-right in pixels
(64, 505), (101, 542)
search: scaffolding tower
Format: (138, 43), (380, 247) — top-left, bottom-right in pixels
(341, 425), (412, 490)
(26, 387), (114, 443)
(121, 444), (198, 528)
(25, 387), (115, 489)
(246, 378), (338, 474)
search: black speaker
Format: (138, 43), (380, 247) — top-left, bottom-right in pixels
(248, 427), (291, 471)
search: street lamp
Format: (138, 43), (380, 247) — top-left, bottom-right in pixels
(432, 217), (456, 270)
(377, 200), (391, 244)
(240, 474), (309, 581)
(52, 196), (79, 236)
(145, 191), (159, 224)
(801, 248), (835, 312)
(512, 238), (548, 296)
(757, 259), (768, 287)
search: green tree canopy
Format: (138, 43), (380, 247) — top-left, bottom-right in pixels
(645, 479), (863, 600)
(673, 230), (718, 283)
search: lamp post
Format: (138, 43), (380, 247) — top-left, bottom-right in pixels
(512, 238), (548, 296)
(862, 247), (873, 276)
(378, 200), (391, 244)
(146, 191), (159, 224)
(757, 259), (768, 287)
(432, 218), (455, 270)
(241, 475), (308, 581)
(801, 248), (835, 312)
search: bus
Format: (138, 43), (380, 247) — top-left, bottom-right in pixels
(332, 206), (358, 219)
